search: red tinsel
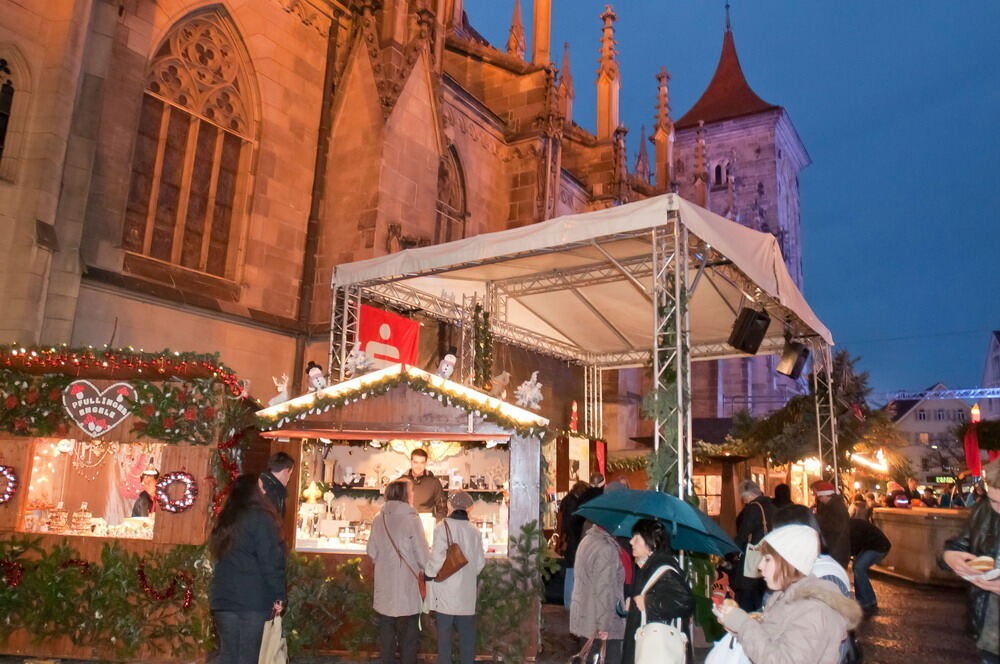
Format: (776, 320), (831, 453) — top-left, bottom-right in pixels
(59, 559), (91, 574)
(212, 430), (243, 515)
(0, 560), (24, 587)
(137, 563), (195, 611)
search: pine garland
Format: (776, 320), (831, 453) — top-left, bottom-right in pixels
(472, 303), (494, 389)
(606, 455), (650, 474)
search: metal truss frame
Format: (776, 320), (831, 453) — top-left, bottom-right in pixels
(883, 387), (1000, 400)
(810, 342), (840, 488)
(329, 284), (361, 381)
(583, 365), (604, 439)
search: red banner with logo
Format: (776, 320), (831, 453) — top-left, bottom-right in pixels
(358, 305), (420, 368)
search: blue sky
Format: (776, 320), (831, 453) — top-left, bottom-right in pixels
(464, 1), (1000, 396)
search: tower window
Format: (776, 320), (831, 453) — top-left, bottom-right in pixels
(122, 11), (256, 279)
(0, 59), (13, 163)
(714, 164), (723, 186)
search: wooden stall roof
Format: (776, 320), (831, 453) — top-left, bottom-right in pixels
(260, 429), (511, 441)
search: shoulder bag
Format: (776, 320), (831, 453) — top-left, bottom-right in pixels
(383, 514), (427, 601)
(742, 501), (769, 578)
(634, 565), (688, 664)
(435, 519), (469, 582)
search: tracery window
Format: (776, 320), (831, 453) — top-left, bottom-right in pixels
(435, 147), (467, 244)
(0, 59), (13, 163)
(122, 11), (256, 279)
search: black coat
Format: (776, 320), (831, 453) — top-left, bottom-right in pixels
(942, 501), (1000, 640)
(736, 496), (776, 549)
(849, 518), (890, 557)
(131, 491), (154, 517)
(815, 496), (851, 567)
(260, 471), (288, 517)
(210, 506), (287, 613)
(622, 549), (694, 664)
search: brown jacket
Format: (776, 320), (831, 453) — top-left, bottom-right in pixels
(367, 500), (429, 617)
(721, 575), (862, 664)
(569, 526), (626, 640)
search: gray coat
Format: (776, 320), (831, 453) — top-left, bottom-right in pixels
(367, 500), (429, 617)
(570, 526), (626, 640)
(425, 517), (486, 616)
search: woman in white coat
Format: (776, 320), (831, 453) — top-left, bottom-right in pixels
(425, 491), (486, 664)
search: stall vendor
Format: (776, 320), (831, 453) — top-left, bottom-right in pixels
(397, 448), (447, 519)
(131, 470), (159, 517)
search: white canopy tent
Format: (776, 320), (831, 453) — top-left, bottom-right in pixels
(330, 193), (839, 493)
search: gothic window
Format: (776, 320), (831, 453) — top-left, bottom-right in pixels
(122, 10), (256, 279)
(713, 164), (723, 186)
(0, 59), (13, 163)
(435, 147), (467, 244)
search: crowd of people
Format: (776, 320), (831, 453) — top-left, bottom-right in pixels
(203, 448), (1000, 664)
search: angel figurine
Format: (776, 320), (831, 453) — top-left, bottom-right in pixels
(345, 343), (375, 377)
(515, 371), (543, 410)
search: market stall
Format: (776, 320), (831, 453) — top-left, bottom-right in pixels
(256, 363), (548, 561)
(0, 345), (250, 662)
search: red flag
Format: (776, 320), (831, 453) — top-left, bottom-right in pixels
(963, 422), (982, 477)
(359, 305), (420, 368)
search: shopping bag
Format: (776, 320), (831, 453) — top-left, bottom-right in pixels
(258, 614), (287, 664)
(704, 632), (751, 664)
(634, 565), (687, 664)
(742, 542), (763, 578)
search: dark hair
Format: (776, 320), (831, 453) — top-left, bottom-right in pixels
(570, 481), (589, 497)
(305, 360), (322, 375)
(773, 504), (828, 554)
(773, 483), (791, 504)
(210, 474), (281, 559)
(853, 493), (866, 503)
(385, 479), (411, 503)
(410, 448), (428, 460)
(267, 451), (294, 473)
(632, 518), (671, 553)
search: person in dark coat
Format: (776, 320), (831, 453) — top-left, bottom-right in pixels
(397, 448), (447, 519)
(621, 518), (693, 664)
(849, 518), (891, 613)
(772, 483), (793, 509)
(942, 458), (1000, 662)
(131, 470), (159, 517)
(210, 474), (287, 664)
(734, 480), (776, 611)
(259, 451), (294, 517)
(812, 480), (851, 567)
(557, 481), (591, 608)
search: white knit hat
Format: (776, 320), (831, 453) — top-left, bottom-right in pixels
(760, 524), (819, 576)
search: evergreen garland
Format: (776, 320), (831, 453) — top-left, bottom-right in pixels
(472, 303), (494, 389)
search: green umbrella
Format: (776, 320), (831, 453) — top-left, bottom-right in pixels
(575, 488), (738, 556)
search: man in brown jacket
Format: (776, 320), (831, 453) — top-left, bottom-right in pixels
(570, 524), (625, 664)
(398, 448), (447, 519)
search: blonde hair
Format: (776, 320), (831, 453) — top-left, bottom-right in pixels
(759, 540), (806, 590)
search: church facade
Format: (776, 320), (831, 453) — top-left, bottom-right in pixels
(0, 0), (808, 437)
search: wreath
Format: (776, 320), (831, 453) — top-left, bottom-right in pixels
(0, 465), (17, 504)
(155, 471), (198, 513)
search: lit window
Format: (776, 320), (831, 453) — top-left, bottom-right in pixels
(122, 10), (256, 279)
(693, 474), (722, 516)
(918, 432), (930, 445)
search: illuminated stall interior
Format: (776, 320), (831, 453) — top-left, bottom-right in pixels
(17, 438), (164, 539)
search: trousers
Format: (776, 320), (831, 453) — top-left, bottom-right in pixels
(435, 612), (476, 664)
(377, 612), (419, 664)
(213, 610), (269, 664)
(852, 549), (885, 608)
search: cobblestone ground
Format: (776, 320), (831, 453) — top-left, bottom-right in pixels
(0, 574), (984, 663)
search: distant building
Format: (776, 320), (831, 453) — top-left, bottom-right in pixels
(979, 331), (1000, 420)
(889, 383), (970, 482)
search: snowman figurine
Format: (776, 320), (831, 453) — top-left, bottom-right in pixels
(436, 346), (458, 380)
(305, 361), (328, 392)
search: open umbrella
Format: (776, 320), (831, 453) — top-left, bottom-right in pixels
(574, 488), (738, 556)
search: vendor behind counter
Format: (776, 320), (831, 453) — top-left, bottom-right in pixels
(398, 448), (447, 519)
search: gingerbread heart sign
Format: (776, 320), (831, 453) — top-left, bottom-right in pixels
(62, 380), (137, 438)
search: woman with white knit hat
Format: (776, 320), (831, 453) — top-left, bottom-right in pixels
(713, 524), (862, 664)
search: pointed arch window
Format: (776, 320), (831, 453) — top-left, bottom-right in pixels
(436, 147), (467, 244)
(122, 11), (256, 279)
(0, 59), (13, 163)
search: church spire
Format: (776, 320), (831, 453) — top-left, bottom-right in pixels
(652, 66), (674, 191)
(595, 5), (620, 139)
(675, 6), (780, 130)
(558, 41), (574, 122)
(506, 0), (526, 60)
(531, 0), (552, 65)
(634, 125), (651, 184)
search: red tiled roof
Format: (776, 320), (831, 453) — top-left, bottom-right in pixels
(676, 29), (780, 130)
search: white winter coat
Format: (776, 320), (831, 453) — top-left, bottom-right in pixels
(425, 516), (486, 616)
(367, 500), (429, 617)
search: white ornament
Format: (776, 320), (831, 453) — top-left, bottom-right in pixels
(345, 344), (375, 377)
(436, 352), (457, 379)
(306, 361), (328, 392)
(267, 374), (289, 407)
(515, 371), (544, 410)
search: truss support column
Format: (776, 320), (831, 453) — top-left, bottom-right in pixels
(583, 365), (604, 439)
(330, 285), (360, 381)
(651, 212), (692, 498)
(810, 342), (840, 489)
(460, 294), (477, 385)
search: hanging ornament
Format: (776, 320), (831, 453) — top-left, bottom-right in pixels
(0, 559), (24, 587)
(137, 562), (195, 610)
(155, 471), (198, 513)
(515, 371), (544, 410)
(0, 465), (18, 504)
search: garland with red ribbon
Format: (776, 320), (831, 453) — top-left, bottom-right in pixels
(0, 559), (24, 587)
(136, 562), (195, 611)
(59, 558), (91, 574)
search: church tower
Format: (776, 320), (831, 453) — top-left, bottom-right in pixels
(672, 11), (811, 418)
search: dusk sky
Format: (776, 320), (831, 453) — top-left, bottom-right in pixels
(465, 1), (1000, 399)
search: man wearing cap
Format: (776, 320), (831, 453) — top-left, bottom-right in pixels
(812, 480), (851, 567)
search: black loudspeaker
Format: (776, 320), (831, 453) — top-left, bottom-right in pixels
(776, 341), (811, 380)
(727, 307), (771, 354)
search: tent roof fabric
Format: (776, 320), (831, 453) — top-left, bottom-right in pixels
(333, 193), (832, 363)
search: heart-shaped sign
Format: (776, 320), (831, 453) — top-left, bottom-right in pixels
(62, 380), (137, 438)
